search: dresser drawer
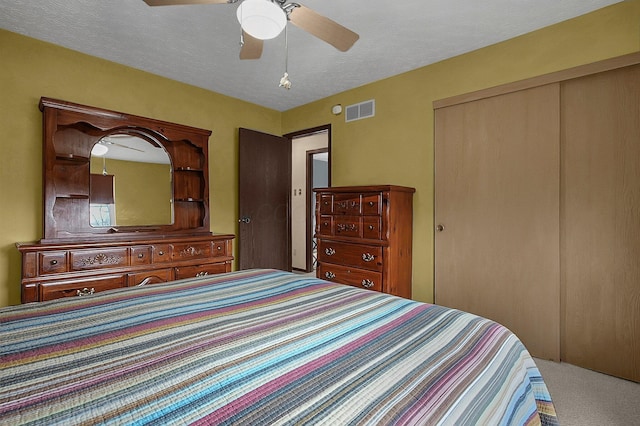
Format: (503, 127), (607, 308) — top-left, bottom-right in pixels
(172, 242), (212, 261)
(130, 246), (152, 266)
(39, 274), (126, 301)
(175, 262), (228, 279)
(39, 251), (67, 275)
(318, 240), (383, 271)
(152, 244), (173, 263)
(318, 263), (382, 292)
(128, 268), (173, 286)
(70, 248), (128, 271)
(212, 240), (228, 257)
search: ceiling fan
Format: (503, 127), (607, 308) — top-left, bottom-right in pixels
(91, 136), (146, 157)
(143, 0), (359, 60)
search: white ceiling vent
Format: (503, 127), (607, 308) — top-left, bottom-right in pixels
(345, 99), (375, 122)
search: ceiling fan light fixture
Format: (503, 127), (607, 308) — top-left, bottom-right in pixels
(237, 0), (286, 40)
(91, 143), (109, 157)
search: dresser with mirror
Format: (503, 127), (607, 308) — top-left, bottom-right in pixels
(17, 98), (234, 303)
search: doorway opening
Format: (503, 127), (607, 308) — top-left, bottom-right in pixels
(287, 125), (331, 273)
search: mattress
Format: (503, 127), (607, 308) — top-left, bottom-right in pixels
(0, 269), (558, 425)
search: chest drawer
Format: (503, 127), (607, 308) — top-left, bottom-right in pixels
(319, 194), (333, 214)
(172, 242), (212, 261)
(39, 274), (126, 301)
(334, 193), (362, 215)
(362, 216), (382, 239)
(318, 215), (333, 235)
(318, 263), (382, 292)
(361, 193), (382, 215)
(175, 262), (229, 279)
(334, 216), (362, 238)
(70, 248), (128, 271)
(318, 240), (383, 271)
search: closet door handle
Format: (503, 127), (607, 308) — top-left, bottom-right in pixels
(436, 224), (445, 232)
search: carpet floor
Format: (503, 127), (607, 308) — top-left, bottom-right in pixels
(534, 358), (640, 426)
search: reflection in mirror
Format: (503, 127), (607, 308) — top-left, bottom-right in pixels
(90, 135), (173, 227)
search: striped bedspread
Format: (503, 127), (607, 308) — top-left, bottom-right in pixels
(1, 269), (558, 425)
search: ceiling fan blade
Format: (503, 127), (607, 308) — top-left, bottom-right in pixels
(240, 31), (264, 60)
(143, 0), (231, 6)
(288, 5), (359, 52)
(100, 137), (145, 152)
(106, 142), (146, 152)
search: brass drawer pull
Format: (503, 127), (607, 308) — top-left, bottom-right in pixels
(158, 251), (164, 256)
(325, 271), (336, 279)
(362, 253), (375, 262)
(138, 277), (152, 287)
(361, 279), (374, 289)
(337, 223), (358, 232)
(368, 225), (375, 230)
(195, 271), (209, 277)
(325, 247), (336, 256)
(138, 253), (144, 258)
(76, 287), (95, 297)
(368, 201), (375, 206)
(50, 260), (58, 265)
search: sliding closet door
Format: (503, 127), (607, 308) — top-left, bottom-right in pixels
(435, 84), (560, 360)
(561, 65), (640, 382)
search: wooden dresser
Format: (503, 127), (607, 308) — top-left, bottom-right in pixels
(18, 98), (235, 303)
(314, 185), (415, 298)
(17, 235), (234, 303)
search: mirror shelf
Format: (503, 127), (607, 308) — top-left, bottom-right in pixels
(40, 97), (213, 243)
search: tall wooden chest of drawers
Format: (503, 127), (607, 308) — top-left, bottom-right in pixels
(314, 185), (415, 298)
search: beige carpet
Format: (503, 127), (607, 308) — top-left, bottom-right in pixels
(534, 358), (640, 425)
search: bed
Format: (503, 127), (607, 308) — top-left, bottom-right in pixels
(1, 269), (558, 425)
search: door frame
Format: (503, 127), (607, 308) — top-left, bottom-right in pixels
(284, 124), (332, 273)
(305, 148), (329, 272)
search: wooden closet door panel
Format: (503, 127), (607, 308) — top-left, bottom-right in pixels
(561, 65), (640, 382)
(435, 84), (560, 360)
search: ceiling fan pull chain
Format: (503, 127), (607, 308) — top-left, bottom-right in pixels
(279, 24), (292, 89)
(239, 2), (244, 46)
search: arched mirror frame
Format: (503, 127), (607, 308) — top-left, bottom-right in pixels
(40, 97), (212, 242)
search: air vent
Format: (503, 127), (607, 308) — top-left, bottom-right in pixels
(345, 99), (375, 122)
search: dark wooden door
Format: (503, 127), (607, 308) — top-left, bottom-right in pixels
(238, 128), (291, 271)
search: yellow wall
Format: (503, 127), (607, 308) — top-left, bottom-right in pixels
(281, 1), (640, 303)
(0, 29), (281, 306)
(90, 158), (173, 226)
(1, 1), (639, 307)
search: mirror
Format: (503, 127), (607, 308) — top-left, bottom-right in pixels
(40, 97), (213, 242)
(89, 135), (173, 227)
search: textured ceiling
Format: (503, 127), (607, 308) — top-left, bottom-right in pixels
(0, 0), (622, 111)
